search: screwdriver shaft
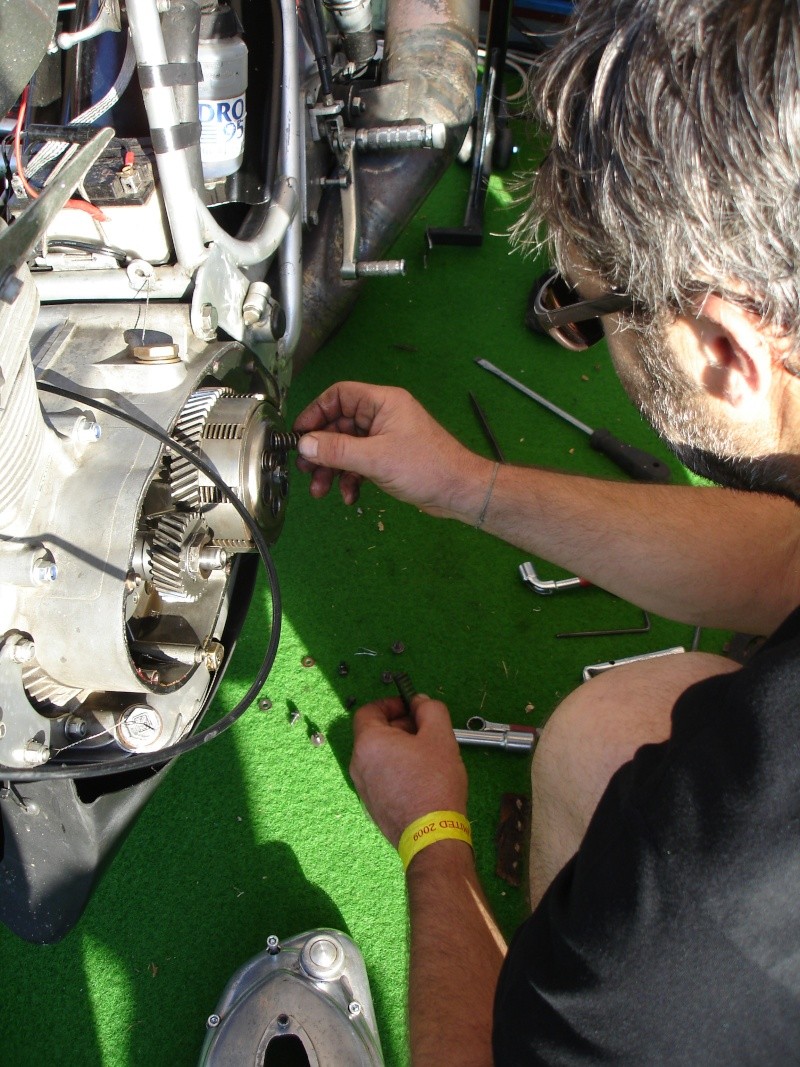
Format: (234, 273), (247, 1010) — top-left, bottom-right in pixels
(476, 358), (593, 435)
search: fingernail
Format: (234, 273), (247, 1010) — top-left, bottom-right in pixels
(297, 433), (318, 459)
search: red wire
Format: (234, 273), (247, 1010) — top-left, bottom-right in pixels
(13, 85), (107, 222)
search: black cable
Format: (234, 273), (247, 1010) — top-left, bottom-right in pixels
(41, 239), (129, 264)
(301, 0), (334, 99)
(0, 379), (282, 783)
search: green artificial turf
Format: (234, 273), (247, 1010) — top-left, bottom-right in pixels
(0, 119), (729, 1066)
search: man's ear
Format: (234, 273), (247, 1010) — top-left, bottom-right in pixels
(685, 294), (778, 409)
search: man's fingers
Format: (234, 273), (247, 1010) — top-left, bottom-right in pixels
(294, 381), (384, 434)
(338, 471), (362, 505)
(411, 695), (460, 747)
(352, 697), (410, 740)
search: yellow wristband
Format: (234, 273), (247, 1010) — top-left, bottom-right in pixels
(397, 810), (473, 871)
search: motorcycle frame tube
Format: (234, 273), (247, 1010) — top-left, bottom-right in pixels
(125, 0), (207, 270)
(34, 265), (193, 301)
(276, 0), (303, 356)
(127, 0), (299, 277)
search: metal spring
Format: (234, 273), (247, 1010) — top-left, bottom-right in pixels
(269, 430), (300, 451)
(392, 671), (418, 710)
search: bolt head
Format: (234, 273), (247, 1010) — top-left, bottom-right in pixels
(348, 1001), (362, 1017)
(207, 1014), (221, 1029)
(258, 698), (273, 712)
(32, 560), (58, 585)
(200, 303), (218, 334)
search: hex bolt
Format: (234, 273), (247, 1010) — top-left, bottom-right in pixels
(64, 716), (87, 742)
(242, 282), (271, 327)
(258, 698), (273, 712)
(31, 559), (58, 585)
(8, 637), (36, 664)
(21, 741), (50, 766)
(200, 303), (218, 337)
(310, 731), (326, 747)
(337, 661), (349, 676)
(207, 1014), (221, 1029)
(266, 934), (280, 954)
(74, 416), (102, 445)
(200, 641), (224, 672)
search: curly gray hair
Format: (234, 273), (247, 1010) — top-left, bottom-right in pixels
(516, 0), (800, 342)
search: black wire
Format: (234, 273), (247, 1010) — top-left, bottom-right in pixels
(41, 239), (129, 264)
(0, 379), (282, 783)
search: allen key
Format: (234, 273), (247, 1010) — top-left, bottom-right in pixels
(557, 609), (651, 639)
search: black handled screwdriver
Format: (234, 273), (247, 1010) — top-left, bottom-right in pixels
(476, 358), (670, 483)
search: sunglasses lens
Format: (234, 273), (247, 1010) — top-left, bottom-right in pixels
(529, 270), (606, 351)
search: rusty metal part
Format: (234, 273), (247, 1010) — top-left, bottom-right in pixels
(495, 792), (530, 887)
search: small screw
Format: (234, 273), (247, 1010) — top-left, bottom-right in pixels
(301, 655), (315, 668)
(266, 934), (280, 954)
(337, 661), (349, 676)
(258, 698), (273, 711)
(207, 1014), (221, 1029)
(381, 671), (393, 685)
(289, 709), (301, 726)
(348, 1001), (362, 1017)
(310, 731), (326, 747)
(391, 641), (405, 654)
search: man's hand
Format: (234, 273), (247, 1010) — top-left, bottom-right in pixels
(349, 693), (468, 847)
(293, 382), (491, 520)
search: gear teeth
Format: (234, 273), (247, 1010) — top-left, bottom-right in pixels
(168, 388), (232, 508)
(22, 662), (89, 708)
(149, 511), (207, 603)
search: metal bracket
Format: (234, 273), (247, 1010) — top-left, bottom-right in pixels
(57, 0), (122, 50)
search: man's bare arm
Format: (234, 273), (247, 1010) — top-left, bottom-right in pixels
(295, 383), (800, 636)
(405, 842), (506, 1066)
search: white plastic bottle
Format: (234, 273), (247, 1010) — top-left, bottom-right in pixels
(198, 5), (248, 183)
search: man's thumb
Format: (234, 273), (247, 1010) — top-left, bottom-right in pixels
(297, 432), (319, 460)
(298, 430), (362, 473)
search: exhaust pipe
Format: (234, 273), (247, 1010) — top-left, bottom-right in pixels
(294, 0), (479, 370)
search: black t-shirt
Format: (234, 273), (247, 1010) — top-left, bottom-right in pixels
(493, 607), (800, 1064)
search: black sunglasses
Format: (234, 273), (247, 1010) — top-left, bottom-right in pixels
(526, 268), (637, 351)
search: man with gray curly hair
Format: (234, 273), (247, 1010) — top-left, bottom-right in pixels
(295, 0), (800, 1061)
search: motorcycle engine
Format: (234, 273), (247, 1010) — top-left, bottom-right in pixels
(0, 0), (478, 941)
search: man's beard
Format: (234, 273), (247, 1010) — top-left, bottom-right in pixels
(611, 323), (800, 504)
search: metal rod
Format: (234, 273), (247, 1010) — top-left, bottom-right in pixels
(469, 391), (506, 462)
(476, 357), (593, 434)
